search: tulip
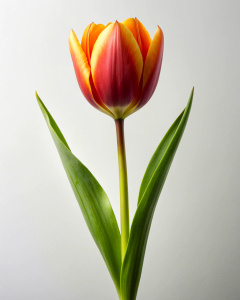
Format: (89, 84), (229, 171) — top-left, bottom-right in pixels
(69, 18), (164, 265)
(37, 17), (193, 300)
(69, 17), (164, 275)
(69, 18), (164, 119)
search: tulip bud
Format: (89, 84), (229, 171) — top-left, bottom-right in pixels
(69, 18), (164, 119)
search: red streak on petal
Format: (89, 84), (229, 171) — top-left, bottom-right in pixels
(69, 30), (99, 110)
(69, 30), (115, 119)
(91, 22), (143, 111)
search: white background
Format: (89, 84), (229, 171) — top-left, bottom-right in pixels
(1, 0), (240, 299)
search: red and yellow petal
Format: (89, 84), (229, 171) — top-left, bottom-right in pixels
(69, 30), (110, 114)
(91, 22), (143, 118)
(137, 26), (164, 109)
(122, 18), (151, 62)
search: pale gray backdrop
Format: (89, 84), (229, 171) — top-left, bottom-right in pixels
(0, 0), (239, 299)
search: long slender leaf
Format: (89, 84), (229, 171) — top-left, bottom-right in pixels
(120, 88), (194, 300)
(138, 111), (184, 204)
(36, 93), (121, 293)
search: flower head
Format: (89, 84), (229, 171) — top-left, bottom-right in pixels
(69, 18), (164, 119)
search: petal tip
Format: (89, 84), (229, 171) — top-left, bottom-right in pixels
(157, 25), (164, 36)
(69, 29), (77, 43)
(69, 29), (75, 36)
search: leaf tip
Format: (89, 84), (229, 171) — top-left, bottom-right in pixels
(35, 91), (44, 110)
(35, 91), (41, 104)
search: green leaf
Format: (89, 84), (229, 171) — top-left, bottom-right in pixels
(36, 93), (121, 293)
(120, 88), (194, 300)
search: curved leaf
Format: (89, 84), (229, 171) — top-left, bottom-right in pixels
(36, 93), (121, 293)
(120, 88), (194, 300)
(138, 111), (184, 204)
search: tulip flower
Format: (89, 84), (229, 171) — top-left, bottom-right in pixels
(69, 19), (164, 264)
(37, 17), (193, 300)
(69, 18), (164, 119)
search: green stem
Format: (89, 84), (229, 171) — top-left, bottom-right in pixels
(115, 119), (129, 263)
